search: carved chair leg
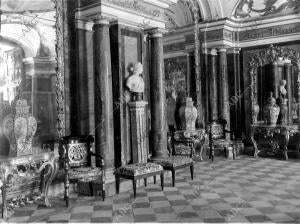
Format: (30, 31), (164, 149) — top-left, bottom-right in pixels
(65, 182), (69, 207)
(190, 164), (194, 180)
(102, 190), (105, 201)
(160, 173), (164, 191)
(144, 178), (147, 187)
(171, 169), (175, 187)
(116, 176), (120, 194)
(153, 175), (156, 184)
(211, 146), (215, 162)
(133, 180), (137, 198)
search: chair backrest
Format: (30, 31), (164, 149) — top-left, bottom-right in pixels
(61, 135), (94, 168)
(207, 119), (227, 140)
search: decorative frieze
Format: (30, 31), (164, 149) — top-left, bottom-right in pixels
(103, 0), (163, 19)
(239, 22), (300, 41)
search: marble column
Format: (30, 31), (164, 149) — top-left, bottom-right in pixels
(218, 48), (230, 133)
(186, 52), (193, 96)
(228, 48), (242, 139)
(93, 18), (115, 181)
(31, 74), (39, 118)
(148, 28), (169, 159)
(75, 20), (94, 135)
(202, 48), (209, 124)
(208, 48), (218, 121)
(284, 62), (293, 124)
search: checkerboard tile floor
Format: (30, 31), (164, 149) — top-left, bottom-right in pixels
(4, 156), (300, 223)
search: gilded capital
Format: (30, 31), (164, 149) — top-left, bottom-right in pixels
(146, 28), (166, 38)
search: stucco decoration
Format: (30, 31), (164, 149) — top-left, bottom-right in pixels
(165, 0), (201, 30)
(233, 0), (300, 19)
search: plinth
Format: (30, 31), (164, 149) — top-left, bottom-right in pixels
(128, 101), (148, 163)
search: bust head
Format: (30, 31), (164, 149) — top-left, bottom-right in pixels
(133, 62), (143, 75)
(125, 62), (145, 98)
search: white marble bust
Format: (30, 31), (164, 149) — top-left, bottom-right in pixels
(279, 79), (287, 98)
(126, 62), (145, 94)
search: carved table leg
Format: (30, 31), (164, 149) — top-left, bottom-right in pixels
(38, 155), (59, 207)
(251, 136), (259, 158)
(250, 127), (259, 158)
(283, 130), (290, 161)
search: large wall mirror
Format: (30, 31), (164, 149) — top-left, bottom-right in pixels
(0, 0), (65, 156)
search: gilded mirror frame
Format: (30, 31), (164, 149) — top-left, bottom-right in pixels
(52, 0), (65, 137)
(248, 44), (300, 124)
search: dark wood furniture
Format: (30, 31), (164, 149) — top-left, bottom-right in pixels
(148, 130), (194, 187)
(248, 45), (300, 157)
(152, 156), (194, 187)
(114, 163), (164, 198)
(207, 119), (237, 161)
(250, 123), (300, 160)
(0, 151), (58, 218)
(59, 135), (105, 207)
(172, 129), (206, 160)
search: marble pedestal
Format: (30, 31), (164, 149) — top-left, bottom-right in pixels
(128, 101), (148, 163)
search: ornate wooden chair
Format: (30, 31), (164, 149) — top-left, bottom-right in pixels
(207, 119), (237, 161)
(59, 135), (105, 207)
(149, 130), (194, 187)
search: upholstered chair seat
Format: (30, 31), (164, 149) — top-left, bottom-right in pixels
(153, 156), (193, 168)
(114, 162), (165, 198)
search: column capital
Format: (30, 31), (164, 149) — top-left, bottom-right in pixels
(145, 28), (166, 38)
(227, 48), (241, 54)
(202, 48), (208, 54)
(75, 19), (94, 31)
(94, 17), (110, 26)
(218, 48), (227, 53)
(208, 48), (218, 56)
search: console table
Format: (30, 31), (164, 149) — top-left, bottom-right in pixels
(250, 123), (300, 160)
(0, 151), (58, 218)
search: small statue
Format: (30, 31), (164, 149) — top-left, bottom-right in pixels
(125, 62), (145, 101)
(279, 79), (287, 99)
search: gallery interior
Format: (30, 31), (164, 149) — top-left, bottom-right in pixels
(1, 0), (300, 223)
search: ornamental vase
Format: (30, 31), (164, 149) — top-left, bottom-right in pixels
(178, 97), (198, 131)
(2, 99), (37, 157)
(263, 92), (280, 125)
(278, 98), (288, 125)
(252, 104), (260, 124)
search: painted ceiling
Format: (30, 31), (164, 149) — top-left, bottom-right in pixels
(165, 0), (300, 29)
(1, 0), (54, 13)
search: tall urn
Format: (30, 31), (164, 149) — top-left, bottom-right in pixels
(178, 97), (198, 131)
(263, 92), (280, 125)
(2, 99), (37, 157)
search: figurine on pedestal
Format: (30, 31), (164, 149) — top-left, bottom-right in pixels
(126, 62), (145, 101)
(277, 80), (288, 124)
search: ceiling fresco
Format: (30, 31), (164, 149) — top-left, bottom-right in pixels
(233, 0), (300, 19)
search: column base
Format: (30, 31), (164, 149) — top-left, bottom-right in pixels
(150, 151), (169, 160)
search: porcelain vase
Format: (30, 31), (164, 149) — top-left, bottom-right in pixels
(252, 104), (260, 124)
(178, 97), (198, 131)
(2, 99), (37, 157)
(263, 92), (280, 125)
